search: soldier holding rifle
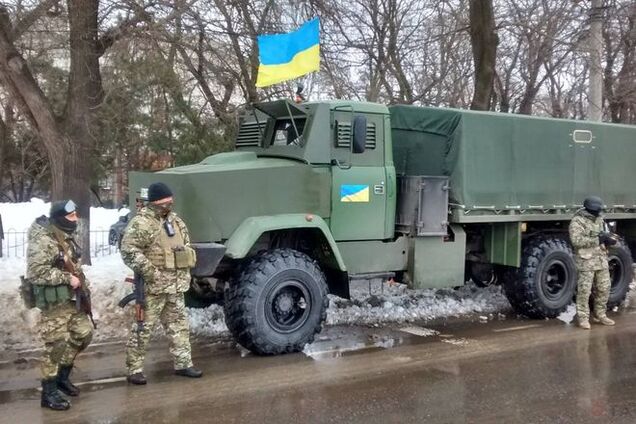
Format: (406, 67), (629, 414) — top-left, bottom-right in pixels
(25, 200), (94, 411)
(569, 196), (618, 330)
(120, 182), (202, 385)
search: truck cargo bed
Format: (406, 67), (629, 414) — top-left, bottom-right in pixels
(390, 106), (636, 223)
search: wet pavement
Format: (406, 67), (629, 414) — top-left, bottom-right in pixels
(1, 309), (636, 423)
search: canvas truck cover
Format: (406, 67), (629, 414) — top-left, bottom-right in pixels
(389, 105), (636, 220)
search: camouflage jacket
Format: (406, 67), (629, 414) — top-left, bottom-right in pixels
(120, 207), (192, 294)
(568, 209), (608, 271)
(26, 216), (87, 286)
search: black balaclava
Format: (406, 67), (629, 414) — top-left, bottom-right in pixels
(50, 200), (78, 233)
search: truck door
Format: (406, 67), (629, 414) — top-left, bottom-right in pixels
(330, 111), (390, 241)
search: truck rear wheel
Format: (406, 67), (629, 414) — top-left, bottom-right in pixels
(224, 248), (329, 355)
(503, 236), (576, 318)
(606, 241), (633, 308)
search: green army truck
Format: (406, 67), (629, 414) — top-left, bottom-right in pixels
(129, 99), (636, 355)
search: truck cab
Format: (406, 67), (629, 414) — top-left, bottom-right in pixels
(234, 99), (396, 241)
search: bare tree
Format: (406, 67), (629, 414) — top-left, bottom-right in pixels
(0, 1), (145, 261)
(469, 0), (498, 110)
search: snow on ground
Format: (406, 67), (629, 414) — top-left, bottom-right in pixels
(0, 199), (514, 352)
(557, 303), (577, 324)
(0, 198), (128, 256)
(0, 198), (126, 233)
(327, 279), (511, 326)
(0, 253), (511, 351)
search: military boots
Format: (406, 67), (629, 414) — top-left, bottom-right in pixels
(175, 367), (203, 378)
(593, 315), (616, 326)
(57, 365), (80, 396)
(127, 372), (147, 385)
(41, 379), (70, 410)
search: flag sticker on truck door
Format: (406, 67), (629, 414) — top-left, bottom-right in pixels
(340, 185), (370, 202)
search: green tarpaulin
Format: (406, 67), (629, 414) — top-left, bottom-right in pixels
(390, 105), (636, 214)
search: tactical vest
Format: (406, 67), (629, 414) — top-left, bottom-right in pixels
(146, 216), (196, 270)
(32, 226), (76, 309)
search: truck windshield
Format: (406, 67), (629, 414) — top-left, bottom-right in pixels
(270, 118), (307, 148)
(235, 100), (311, 157)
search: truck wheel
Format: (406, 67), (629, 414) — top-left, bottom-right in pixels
(503, 236), (576, 318)
(606, 241), (633, 309)
(224, 248), (329, 355)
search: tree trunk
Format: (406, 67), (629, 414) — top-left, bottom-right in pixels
(469, 0), (498, 111)
(59, 0), (104, 263)
(0, 1), (103, 264)
(588, 0), (603, 121)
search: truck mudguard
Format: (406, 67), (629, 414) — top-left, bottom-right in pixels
(224, 214), (347, 271)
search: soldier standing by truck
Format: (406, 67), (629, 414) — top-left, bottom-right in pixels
(25, 200), (94, 411)
(569, 196), (617, 329)
(120, 182), (202, 384)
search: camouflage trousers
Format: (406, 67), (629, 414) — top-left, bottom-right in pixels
(576, 268), (611, 321)
(39, 302), (93, 379)
(125, 292), (193, 375)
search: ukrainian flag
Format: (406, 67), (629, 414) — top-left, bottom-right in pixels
(256, 18), (320, 87)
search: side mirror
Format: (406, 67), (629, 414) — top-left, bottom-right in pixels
(119, 215), (128, 223)
(352, 115), (367, 154)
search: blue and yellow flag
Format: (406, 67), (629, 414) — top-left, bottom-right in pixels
(256, 18), (320, 87)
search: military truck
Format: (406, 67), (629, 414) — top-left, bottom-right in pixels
(129, 99), (636, 355)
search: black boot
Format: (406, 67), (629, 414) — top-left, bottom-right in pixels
(126, 372), (147, 385)
(41, 379), (70, 411)
(57, 365), (80, 396)
(175, 367), (203, 378)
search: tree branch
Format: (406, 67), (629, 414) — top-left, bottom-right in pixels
(9, 0), (61, 41)
(96, 8), (150, 57)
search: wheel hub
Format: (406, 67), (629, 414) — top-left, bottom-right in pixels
(266, 281), (311, 334)
(541, 260), (569, 301)
(275, 292), (294, 314)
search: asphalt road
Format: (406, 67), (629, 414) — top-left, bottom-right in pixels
(1, 307), (636, 423)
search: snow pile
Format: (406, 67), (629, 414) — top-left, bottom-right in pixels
(0, 198), (126, 255)
(326, 280), (511, 326)
(0, 198), (125, 232)
(557, 303), (577, 324)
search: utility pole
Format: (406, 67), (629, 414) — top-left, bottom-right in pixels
(587, 0), (603, 121)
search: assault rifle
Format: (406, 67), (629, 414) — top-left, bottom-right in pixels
(118, 273), (145, 346)
(599, 221), (619, 248)
(59, 253), (97, 329)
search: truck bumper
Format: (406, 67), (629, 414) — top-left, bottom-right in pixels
(190, 243), (227, 277)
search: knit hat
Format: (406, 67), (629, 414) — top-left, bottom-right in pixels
(147, 182), (173, 202)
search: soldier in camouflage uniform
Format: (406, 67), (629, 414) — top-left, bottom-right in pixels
(26, 200), (94, 410)
(569, 196), (617, 330)
(121, 182), (202, 384)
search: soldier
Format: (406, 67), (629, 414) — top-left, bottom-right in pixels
(26, 200), (94, 410)
(569, 196), (617, 330)
(121, 182), (202, 384)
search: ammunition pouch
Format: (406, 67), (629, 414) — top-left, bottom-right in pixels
(148, 245), (196, 270)
(174, 246), (197, 269)
(19, 276), (36, 309)
(33, 284), (72, 310)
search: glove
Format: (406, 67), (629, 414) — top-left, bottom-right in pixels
(599, 232), (617, 247)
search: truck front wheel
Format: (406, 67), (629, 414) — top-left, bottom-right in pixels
(224, 248), (329, 355)
(503, 236), (576, 318)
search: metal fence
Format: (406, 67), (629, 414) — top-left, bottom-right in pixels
(0, 230), (119, 258)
